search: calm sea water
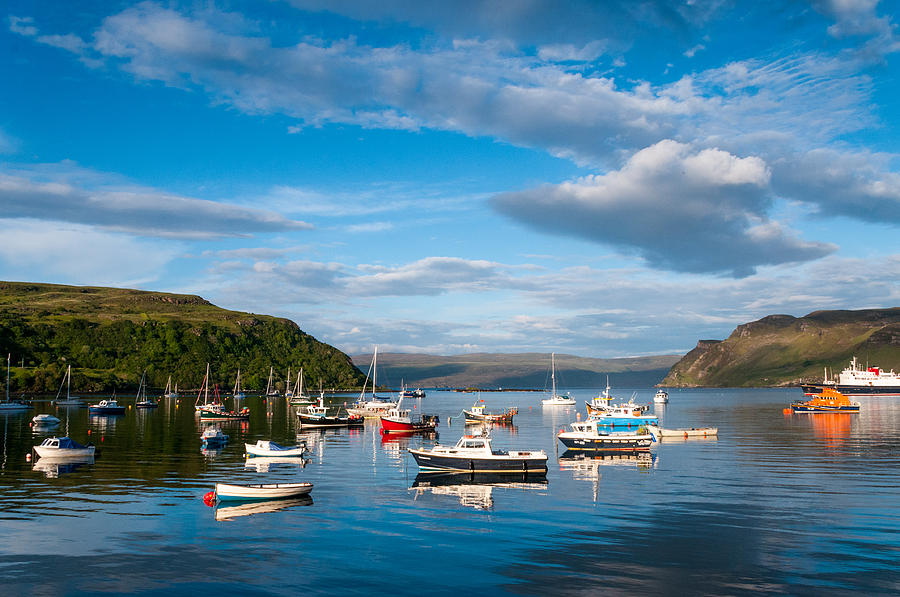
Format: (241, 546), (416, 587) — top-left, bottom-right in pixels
(2, 388), (900, 596)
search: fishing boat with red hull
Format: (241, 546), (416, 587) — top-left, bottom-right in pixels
(380, 399), (439, 434)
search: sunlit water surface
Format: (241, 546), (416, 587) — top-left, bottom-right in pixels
(2, 388), (900, 596)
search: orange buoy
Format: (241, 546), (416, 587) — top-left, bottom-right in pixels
(782, 407), (793, 415)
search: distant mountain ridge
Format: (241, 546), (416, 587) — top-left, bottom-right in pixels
(351, 352), (681, 389)
(662, 308), (900, 387)
(0, 281), (366, 393)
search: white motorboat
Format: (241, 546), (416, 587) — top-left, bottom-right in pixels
(33, 436), (96, 459)
(245, 439), (306, 457)
(408, 433), (548, 474)
(32, 414), (61, 427)
(214, 482), (314, 501)
(557, 419), (655, 452)
(653, 389), (669, 403)
(541, 353), (576, 406)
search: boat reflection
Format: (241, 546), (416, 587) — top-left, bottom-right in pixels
(462, 422), (518, 436)
(410, 472), (548, 511)
(201, 446), (224, 459)
(33, 455), (95, 478)
(243, 456), (309, 473)
(215, 495), (314, 521)
(559, 451), (657, 502)
(808, 413), (852, 447)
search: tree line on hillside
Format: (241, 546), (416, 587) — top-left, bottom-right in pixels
(0, 314), (366, 394)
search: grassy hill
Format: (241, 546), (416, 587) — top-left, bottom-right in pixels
(351, 352), (681, 389)
(0, 281), (366, 394)
(662, 308), (900, 387)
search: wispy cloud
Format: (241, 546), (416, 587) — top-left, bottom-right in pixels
(0, 168), (312, 239)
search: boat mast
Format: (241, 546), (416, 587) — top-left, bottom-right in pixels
(5, 353), (9, 403)
(551, 352), (557, 398)
(66, 364), (71, 400)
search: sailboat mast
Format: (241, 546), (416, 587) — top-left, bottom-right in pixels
(67, 365), (71, 400)
(551, 353), (557, 397)
(373, 346), (378, 398)
(5, 353), (9, 402)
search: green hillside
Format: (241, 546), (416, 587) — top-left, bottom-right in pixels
(352, 352), (681, 389)
(0, 281), (366, 394)
(662, 308), (900, 387)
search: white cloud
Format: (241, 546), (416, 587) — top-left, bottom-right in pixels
(491, 140), (833, 277)
(0, 219), (180, 287)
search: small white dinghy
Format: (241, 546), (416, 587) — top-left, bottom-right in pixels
(32, 414), (61, 427)
(651, 425), (718, 438)
(213, 482), (314, 501)
(245, 440), (306, 457)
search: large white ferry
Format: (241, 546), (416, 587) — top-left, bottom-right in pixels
(801, 357), (900, 397)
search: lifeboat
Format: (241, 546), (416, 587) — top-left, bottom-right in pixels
(788, 387), (860, 413)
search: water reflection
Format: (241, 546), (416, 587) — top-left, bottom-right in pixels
(243, 456), (309, 473)
(808, 413), (853, 447)
(214, 496), (313, 521)
(410, 472), (548, 510)
(32, 455), (95, 478)
(558, 451), (657, 501)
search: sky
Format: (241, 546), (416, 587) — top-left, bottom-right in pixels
(1, 0), (899, 358)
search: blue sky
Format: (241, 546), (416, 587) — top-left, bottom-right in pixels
(1, 0), (898, 358)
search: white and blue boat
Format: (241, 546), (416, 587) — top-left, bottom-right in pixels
(557, 419), (655, 452)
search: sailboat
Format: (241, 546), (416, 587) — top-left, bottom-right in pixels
(289, 369), (314, 406)
(0, 354), (31, 412)
(53, 364), (83, 406)
(347, 347), (396, 417)
(232, 369), (245, 400)
(284, 367), (293, 399)
(541, 353), (576, 406)
(196, 364), (250, 421)
(163, 376), (178, 399)
(135, 371), (158, 408)
(265, 366), (279, 397)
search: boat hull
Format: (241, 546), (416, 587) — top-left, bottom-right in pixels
(199, 408), (250, 421)
(802, 383), (900, 397)
(654, 426), (718, 437)
(298, 414), (364, 428)
(408, 449), (548, 474)
(381, 416), (438, 434)
(214, 482), (314, 501)
(245, 443), (305, 457)
(89, 407), (125, 415)
(462, 410), (517, 424)
(791, 404), (859, 413)
(557, 433), (653, 452)
(34, 445), (96, 459)
(0, 402), (32, 411)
